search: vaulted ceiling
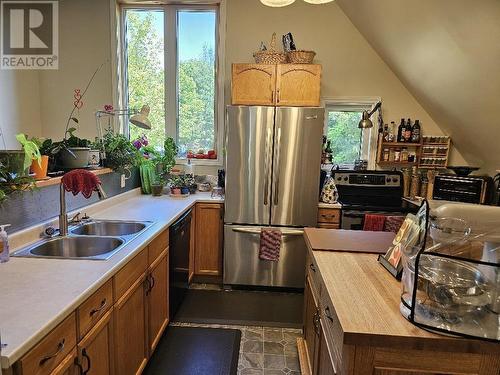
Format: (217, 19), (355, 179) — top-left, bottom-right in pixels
(336, 0), (500, 174)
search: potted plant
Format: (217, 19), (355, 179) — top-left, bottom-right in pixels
(102, 130), (140, 174)
(16, 134), (42, 177)
(88, 139), (102, 168)
(58, 127), (92, 169)
(0, 160), (35, 204)
(23, 137), (54, 180)
(168, 175), (182, 195)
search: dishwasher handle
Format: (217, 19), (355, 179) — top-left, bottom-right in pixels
(231, 227), (304, 236)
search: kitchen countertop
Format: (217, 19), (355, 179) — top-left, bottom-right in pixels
(317, 202), (342, 209)
(0, 190), (223, 369)
(305, 230), (499, 354)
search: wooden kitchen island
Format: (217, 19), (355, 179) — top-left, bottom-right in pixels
(300, 228), (500, 375)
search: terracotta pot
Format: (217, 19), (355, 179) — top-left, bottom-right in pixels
(171, 188), (181, 195)
(31, 155), (49, 180)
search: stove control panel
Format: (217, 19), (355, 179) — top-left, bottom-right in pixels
(334, 172), (401, 187)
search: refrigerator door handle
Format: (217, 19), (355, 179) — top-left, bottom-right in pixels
(273, 127), (282, 206)
(263, 126), (272, 205)
(231, 227), (304, 236)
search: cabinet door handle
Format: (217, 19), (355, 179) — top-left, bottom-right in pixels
(313, 310), (320, 336)
(144, 277), (152, 296)
(325, 306), (334, 322)
(89, 298), (107, 317)
(74, 357), (83, 374)
(309, 263), (316, 273)
(271, 90), (274, 103)
(82, 348), (91, 375)
(277, 89), (280, 103)
(39, 339), (65, 366)
(150, 274), (155, 291)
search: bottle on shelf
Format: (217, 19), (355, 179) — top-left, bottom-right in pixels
(404, 118), (413, 142)
(325, 140), (333, 164)
(383, 124), (389, 142)
(397, 118), (406, 142)
(411, 120), (421, 143)
(321, 136), (327, 164)
(388, 121), (396, 142)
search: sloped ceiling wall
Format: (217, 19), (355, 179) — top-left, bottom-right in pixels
(336, 0), (500, 174)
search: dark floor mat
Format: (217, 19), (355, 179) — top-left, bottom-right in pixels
(144, 326), (241, 375)
(174, 289), (303, 328)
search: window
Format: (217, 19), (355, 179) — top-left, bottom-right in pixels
(123, 5), (221, 160)
(324, 99), (380, 169)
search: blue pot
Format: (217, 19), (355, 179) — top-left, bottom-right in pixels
(181, 187), (190, 195)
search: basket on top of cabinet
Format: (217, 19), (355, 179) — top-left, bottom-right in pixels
(231, 63), (322, 107)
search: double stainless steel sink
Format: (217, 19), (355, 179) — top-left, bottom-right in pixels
(12, 220), (153, 260)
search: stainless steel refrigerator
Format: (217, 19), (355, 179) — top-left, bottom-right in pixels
(224, 105), (324, 288)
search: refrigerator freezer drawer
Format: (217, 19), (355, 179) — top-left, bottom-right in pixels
(223, 224), (306, 288)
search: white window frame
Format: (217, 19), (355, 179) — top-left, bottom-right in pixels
(119, 1), (226, 166)
(322, 97), (381, 170)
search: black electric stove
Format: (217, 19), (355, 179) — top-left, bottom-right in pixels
(332, 170), (415, 230)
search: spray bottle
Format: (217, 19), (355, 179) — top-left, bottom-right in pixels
(0, 224), (11, 263)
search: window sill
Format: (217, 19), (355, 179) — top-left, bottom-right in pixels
(175, 158), (223, 167)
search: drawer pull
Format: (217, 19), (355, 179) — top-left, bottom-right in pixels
(89, 299), (107, 317)
(325, 306), (334, 322)
(309, 263), (316, 272)
(39, 339), (65, 366)
(321, 214), (337, 219)
(82, 348), (91, 375)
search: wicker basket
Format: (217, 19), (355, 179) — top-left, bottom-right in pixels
(287, 50), (316, 64)
(253, 33), (287, 64)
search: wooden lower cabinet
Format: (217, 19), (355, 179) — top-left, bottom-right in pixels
(318, 329), (336, 375)
(77, 309), (114, 375)
(147, 250), (169, 354)
(49, 349), (78, 375)
(303, 277), (320, 375)
(113, 275), (148, 375)
(194, 203), (223, 276)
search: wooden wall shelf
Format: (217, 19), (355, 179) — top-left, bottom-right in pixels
(35, 168), (113, 188)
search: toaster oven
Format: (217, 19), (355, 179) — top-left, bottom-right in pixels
(433, 175), (491, 204)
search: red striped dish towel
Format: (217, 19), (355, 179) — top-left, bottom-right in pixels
(363, 214), (387, 231)
(259, 229), (282, 261)
(384, 216), (405, 233)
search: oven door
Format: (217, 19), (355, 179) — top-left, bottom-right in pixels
(341, 210), (404, 230)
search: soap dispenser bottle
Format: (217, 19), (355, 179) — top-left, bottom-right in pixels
(0, 224), (11, 263)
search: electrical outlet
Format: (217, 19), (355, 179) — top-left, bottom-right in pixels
(120, 174), (126, 188)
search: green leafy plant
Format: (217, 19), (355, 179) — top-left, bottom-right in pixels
(103, 130), (140, 173)
(0, 161), (35, 204)
(16, 133), (41, 170)
(65, 127), (91, 148)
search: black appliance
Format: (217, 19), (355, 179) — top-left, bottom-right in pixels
(433, 174), (492, 204)
(169, 209), (192, 317)
(494, 173), (500, 206)
(332, 170), (413, 230)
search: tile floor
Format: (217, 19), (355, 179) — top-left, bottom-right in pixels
(170, 322), (302, 375)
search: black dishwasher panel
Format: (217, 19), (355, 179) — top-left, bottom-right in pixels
(169, 209), (192, 318)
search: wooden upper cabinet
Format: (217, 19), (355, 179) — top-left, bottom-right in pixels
(231, 63), (321, 107)
(195, 203), (223, 276)
(232, 63), (276, 105)
(276, 64), (321, 107)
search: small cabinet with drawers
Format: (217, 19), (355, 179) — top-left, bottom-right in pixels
(317, 207), (341, 229)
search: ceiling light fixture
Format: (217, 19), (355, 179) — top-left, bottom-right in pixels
(260, 0), (296, 7)
(303, 0), (335, 3)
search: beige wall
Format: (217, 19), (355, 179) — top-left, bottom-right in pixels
(39, 0), (113, 141)
(1, 0), (469, 172)
(0, 70), (42, 149)
(224, 0), (467, 166)
(336, 0), (500, 174)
